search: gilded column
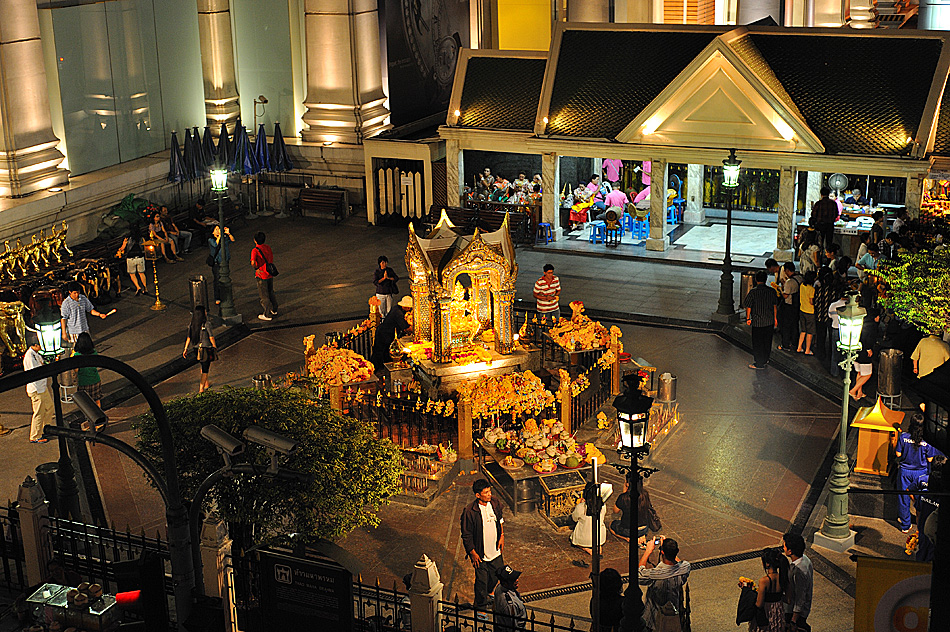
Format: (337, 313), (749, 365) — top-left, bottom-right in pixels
(0, 0), (68, 197)
(645, 159), (668, 251)
(774, 166), (797, 261)
(301, 0), (391, 144)
(542, 152), (561, 239)
(433, 294), (453, 363)
(683, 163), (705, 224)
(446, 139), (461, 207)
(410, 281), (431, 342)
(492, 288), (515, 355)
(197, 0), (240, 132)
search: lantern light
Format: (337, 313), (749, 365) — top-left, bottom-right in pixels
(143, 240), (159, 262)
(836, 295), (866, 352)
(722, 148), (741, 189)
(210, 167), (228, 192)
(614, 375), (654, 458)
(32, 321), (63, 357)
(618, 410), (648, 451)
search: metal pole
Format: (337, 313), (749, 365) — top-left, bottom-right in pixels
(621, 468), (645, 632)
(217, 188), (237, 320)
(820, 349), (857, 539)
(591, 464), (600, 632)
(50, 372), (82, 521)
(931, 458), (950, 629)
(716, 190), (735, 316)
(0, 355), (195, 625)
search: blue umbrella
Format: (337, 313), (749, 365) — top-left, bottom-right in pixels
(230, 122), (259, 175)
(254, 124), (272, 172)
(201, 126), (217, 167)
(217, 122), (233, 171)
(167, 131), (186, 183)
(182, 128), (199, 181)
(270, 121), (294, 172)
(196, 126), (214, 170)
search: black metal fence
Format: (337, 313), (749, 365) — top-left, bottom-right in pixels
(439, 597), (582, 632)
(333, 326), (374, 362)
(571, 366), (611, 428)
(344, 392), (458, 450)
(0, 505), (26, 591)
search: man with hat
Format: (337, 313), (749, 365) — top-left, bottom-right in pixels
(370, 295), (413, 370)
(493, 564), (526, 631)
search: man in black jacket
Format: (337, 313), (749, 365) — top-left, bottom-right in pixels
(460, 479), (506, 611)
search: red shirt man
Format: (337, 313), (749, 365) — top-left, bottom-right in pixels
(250, 232), (278, 321)
(533, 264), (561, 316)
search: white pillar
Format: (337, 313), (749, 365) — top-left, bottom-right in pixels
(905, 173), (926, 219)
(197, 0), (240, 132)
(736, 0), (783, 24)
(301, 0), (391, 144)
(17, 477), (51, 587)
(646, 159), (669, 251)
(683, 163), (706, 224)
(774, 166), (797, 261)
(805, 170), (822, 212)
(814, 0), (845, 25)
(0, 0), (68, 197)
(542, 152), (562, 239)
(446, 140), (461, 207)
(569, 0), (610, 22)
(409, 555), (443, 632)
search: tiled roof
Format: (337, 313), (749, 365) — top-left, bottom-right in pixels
(749, 33), (942, 155)
(728, 34), (802, 121)
(544, 30), (721, 138)
(457, 57), (547, 131)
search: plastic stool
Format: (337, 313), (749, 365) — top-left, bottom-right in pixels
(622, 213), (635, 235)
(537, 222), (553, 244)
(605, 226), (621, 247)
(588, 221), (606, 244)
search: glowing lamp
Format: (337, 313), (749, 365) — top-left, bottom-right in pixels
(618, 410), (648, 451)
(836, 295), (866, 352)
(722, 148), (741, 189)
(210, 167), (228, 192)
(34, 321), (63, 357)
(143, 240), (159, 262)
(615, 377), (654, 458)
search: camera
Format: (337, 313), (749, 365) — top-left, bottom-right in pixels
(654, 537), (662, 545)
(200, 424), (244, 457)
(243, 426), (298, 456)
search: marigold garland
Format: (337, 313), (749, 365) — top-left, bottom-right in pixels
(457, 370), (555, 419)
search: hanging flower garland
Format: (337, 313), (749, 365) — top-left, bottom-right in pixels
(457, 370), (555, 419)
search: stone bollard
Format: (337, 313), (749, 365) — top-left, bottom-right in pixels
(409, 554), (443, 632)
(17, 476), (51, 587)
(199, 516), (235, 630)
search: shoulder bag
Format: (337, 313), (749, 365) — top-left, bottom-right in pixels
(255, 246), (279, 276)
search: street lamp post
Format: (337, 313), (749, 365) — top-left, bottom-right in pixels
(815, 294), (866, 551)
(210, 166), (240, 324)
(29, 313), (82, 520)
(614, 377), (657, 632)
(714, 149), (741, 321)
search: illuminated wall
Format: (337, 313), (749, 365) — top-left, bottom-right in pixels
(498, 0), (552, 50)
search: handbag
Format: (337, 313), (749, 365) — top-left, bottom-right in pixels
(736, 585), (757, 624)
(206, 254), (216, 267)
(255, 246), (279, 276)
(648, 506), (662, 532)
(197, 346), (217, 363)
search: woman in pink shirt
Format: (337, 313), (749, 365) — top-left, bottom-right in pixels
(587, 175), (606, 210)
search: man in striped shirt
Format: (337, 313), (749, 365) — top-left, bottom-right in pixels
(533, 264), (561, 319)
(743, 270), (779, 370)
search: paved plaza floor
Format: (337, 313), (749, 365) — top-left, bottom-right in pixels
(0, 213), (917, 630)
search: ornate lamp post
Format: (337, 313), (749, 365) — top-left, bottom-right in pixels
(714, 149), (741, 321)
(614, 377), (657, 632)
(142, 240), (166, 311)
(815, 294), (866, 551)
(210, 166), (240, 323)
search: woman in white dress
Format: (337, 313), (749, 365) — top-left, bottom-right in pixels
(570, 482), (613, 556)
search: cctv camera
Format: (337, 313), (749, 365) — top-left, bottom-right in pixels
(243, 426), (297, 456)
(257, 95), (268, 104)
(73, 391), (107, 428)
(200, 424), (245, 457)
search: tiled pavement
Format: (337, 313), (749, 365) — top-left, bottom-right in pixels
(0, 214), (890, 631)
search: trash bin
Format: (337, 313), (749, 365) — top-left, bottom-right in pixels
(253, 374), (272, 390)
(877, 348), (903, 397)
(189, 275), (209, 313)
(657, 372), (677, 403)
(35, 463), (59, 515)
(740, 270), (756, 307)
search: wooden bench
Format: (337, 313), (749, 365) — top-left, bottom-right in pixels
(295, 188), (347, 224)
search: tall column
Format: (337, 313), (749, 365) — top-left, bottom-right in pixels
(646, 159), (669, 251)
(814, 0), (846, 25)
(736, 0), (783, 24)
(492, 288), (515, 355)
(905, 173), (927, 219)
(805, 170), (822, 211)
(683, 164), (706, 224)
(302, 0), (391, 144)
(446, 140), (461, 207)
(0, 0), (67, 197)
(774, 166), (797, 261)
(433, 294), (453, 363)
(569, 0), (610, 21)
(542, 152), (561, 239)
(197, 0), (240, 132)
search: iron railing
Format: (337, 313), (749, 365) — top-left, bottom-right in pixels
(439, 597), (582, 632)
(0, 505), (26, 591)
(344, 392), (458, 450)
(332, 326), (374, 363)
(571, 366), (611, 429)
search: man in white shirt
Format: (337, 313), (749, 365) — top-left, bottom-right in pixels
(23, 335), (52, 444)
(460, 479), (506, 612)
(783, 532), (813, 632)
